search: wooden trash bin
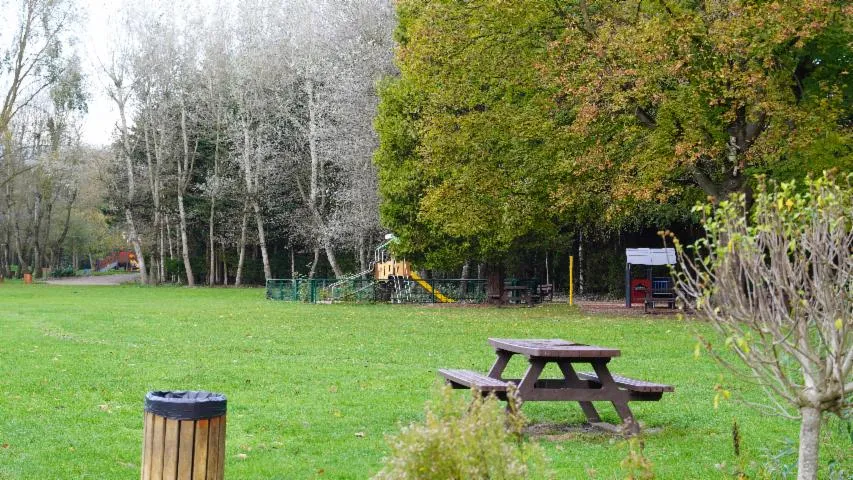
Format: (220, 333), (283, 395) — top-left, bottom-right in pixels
(23, 273), (32, 284)
(142, 391), (227, 480)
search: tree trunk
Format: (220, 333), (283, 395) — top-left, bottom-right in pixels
(31, 191), (41, 272)
(358, 237), (367, 273)
(460, 260), (470, 295)
(221, 238), (228, 286)
(545, 252), (550, 285)
(797, 406), (821, 480)
(113, 77), (146, 284)
(177, 193), (194, 286)
(166, 214), (174, 260)
(323, 241), (344, 279)
(2, 227), (9, 277)
(308, 247), (320, 279)
(304, 80), (345, 280)
(125, 208), (147, 283)
(156, 211), (164, 282)
(251, 200), (271, 281)
(235, 202), (249, 286)
(144, 123), (163, 283)
(208, 199), (216, 286)
(290, 247), (296, 279)
(486, 262), (505, 305)
(52, 189), (76, 259)
(176, 101), (195, 286)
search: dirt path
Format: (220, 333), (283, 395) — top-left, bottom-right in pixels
(45, 273), (140, 286)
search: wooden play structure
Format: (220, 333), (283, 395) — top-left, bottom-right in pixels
(267, 234), (543, 305)
(364, 235), (456, 303)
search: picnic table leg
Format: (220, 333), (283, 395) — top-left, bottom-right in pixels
(488, 350), (513, 380)
(557, 362), (602, 423)
(591, 361), (640, 435)
(516, 359), (546, 401)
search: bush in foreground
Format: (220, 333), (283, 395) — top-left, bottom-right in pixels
(373, 386), (550, 480)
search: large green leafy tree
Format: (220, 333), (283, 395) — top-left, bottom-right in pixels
(375, 0), (568, 284)
(375, 0), (850, 292)
(542, 0), (852, 219)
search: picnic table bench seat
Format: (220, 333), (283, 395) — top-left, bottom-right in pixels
(576, 372), (673, 393)
(438, 369), (509, 392)
(576, 371), (673, 401)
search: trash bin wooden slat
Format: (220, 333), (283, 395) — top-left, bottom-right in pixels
(162, 419), (180, 480)
(150, 415), (166, 480)
(142, 412), (154, 480)
(177, 421), (194, 479)
(192, 419), (209, 480)
(206, 416), (223, 480)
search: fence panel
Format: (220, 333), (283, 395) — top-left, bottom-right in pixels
(267, 278), (512, 305)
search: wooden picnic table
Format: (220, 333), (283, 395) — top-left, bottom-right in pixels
(439, 338), (674, 434)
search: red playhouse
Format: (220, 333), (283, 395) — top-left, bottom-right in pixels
(96, 251), (139, 272)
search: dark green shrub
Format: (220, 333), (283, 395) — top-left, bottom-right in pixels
(50, 266), (77, 278)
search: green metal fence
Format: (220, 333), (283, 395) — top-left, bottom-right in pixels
(266, 278), (539, 304)
(265, 279), (336, 302)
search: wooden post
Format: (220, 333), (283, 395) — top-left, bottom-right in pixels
(142, 391), (227, 480)
(569, 255), (574, 306)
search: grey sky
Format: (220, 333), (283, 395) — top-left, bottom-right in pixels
(79, 0), (226, 147)
(79, 0), (120, 147)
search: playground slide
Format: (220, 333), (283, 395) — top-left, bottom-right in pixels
(409, 271), (455, 303)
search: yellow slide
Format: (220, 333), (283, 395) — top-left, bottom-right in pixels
(410, 271), (455, 303)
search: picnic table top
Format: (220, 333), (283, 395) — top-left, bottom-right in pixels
(488, 338), (621, 358)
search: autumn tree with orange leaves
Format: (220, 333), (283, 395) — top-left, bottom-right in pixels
(542, 0), (851, 220)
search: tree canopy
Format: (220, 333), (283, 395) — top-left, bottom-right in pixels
(543, 0), (852, 214)
(375, 0), (852, 270)
(375, 0), (567, 268)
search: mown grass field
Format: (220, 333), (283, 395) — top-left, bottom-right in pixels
(0, 282), (848, 479)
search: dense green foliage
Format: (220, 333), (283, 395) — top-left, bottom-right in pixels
(375, 0), (566, 267)
(375, 0), (852, 270)
(544, 0), (852, 213)
(1, 283), (850, 478)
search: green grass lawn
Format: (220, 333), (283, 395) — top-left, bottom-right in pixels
(0, 283), (848, 479)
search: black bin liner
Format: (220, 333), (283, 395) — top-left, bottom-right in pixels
(144, 391), (227, 420)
